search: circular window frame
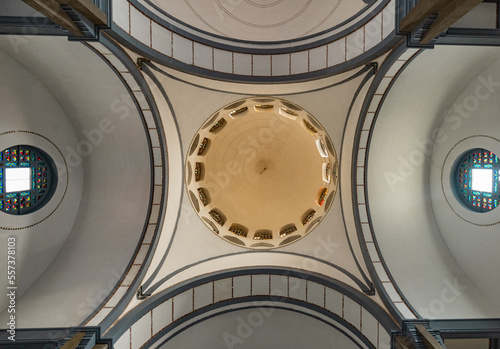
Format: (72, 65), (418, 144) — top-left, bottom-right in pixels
(0, 144), (58, 215)
(452, 148), (499, 213)
(440, 135), (500, 226)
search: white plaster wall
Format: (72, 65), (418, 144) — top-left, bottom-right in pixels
(158, 308), (360, 349)
(0, 36), (151, 327)
(368, 46), (500, 318)
(0, 50), (83, 314)
(430, 59), (500, 311)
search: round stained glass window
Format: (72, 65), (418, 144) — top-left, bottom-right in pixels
(0, 145), (57, 215)
(455, 148), (500, 212)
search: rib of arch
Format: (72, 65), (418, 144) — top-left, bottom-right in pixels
(103, 268), (398, 348)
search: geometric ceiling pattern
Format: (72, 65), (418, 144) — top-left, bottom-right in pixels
(0, 0), (499, 348)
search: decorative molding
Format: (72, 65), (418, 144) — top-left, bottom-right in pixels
(103, 269), (398, 348)
(351, 42), (422, 322)
(81, 34), (167, 331)
(106, 0), (400, 81)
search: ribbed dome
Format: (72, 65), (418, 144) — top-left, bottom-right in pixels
(186, 97), (338, 249)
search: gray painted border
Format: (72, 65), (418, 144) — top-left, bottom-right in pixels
(141, 251), (372, 295)
(351, 40), (422, 325)
(135, 62), (184, 295)
(137, 60), (375, 295)
(338, 62), (379, 292)
(136, 0), (387, 49)
(148, 303), (370, 349)
(103, 267), (399, 343)
(78, 33), (170, 332)
(105, 25), (401, 83)
(143, 60), (374, 95)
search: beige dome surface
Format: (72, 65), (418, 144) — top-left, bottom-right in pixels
(186, 97), (338, 249)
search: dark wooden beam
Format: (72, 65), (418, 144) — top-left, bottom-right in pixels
(415, 324), (445, 349)
(60, 332), (86, 349)
(400, 0), (449, 32)
(420, 0), (484, 44)
(56, 0), (107, 26)
(22, 0), (83, 36)
(395, 335), (416, 349)
(92, 344), (108, 349)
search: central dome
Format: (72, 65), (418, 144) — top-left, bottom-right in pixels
(186, 98), (338, 249)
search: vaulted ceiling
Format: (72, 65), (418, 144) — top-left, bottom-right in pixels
(0, 0), (499, 348)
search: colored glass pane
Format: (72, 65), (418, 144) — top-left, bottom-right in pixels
(455, 149), (500, 213)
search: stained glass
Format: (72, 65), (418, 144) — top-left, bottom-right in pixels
(456, 149), (500, 212)
(0, 145), (56, 215)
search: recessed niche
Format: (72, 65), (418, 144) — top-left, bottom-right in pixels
(197, 188), (210, 206)
(253, 230), (273, 240)
(280, 100), (301, 111)
(228, 106), (248, 118)
(224, 100), (246, 110)
(325, 136), (335, 156)
(202, 217), (219, 234)
(279, 224), (297, 237)
(325, 192), (335, 212)
(197, 138), (210, 155)
(224, 235), (246, 246)
(202, 112), (219, 129)
(251, 242), (274, 248)
(316, 187), (328, 207)
(306, 114), (322, 130)
(305, 217), (322, 234)
(250, 242), (275, 249)
(209, 118), (227, 133)
(194, 162), (204, 182)
(229, 224), (249, 237)
(331, 162), (339, 185)
(187, 161), (192, 185)
(208, 209), (226, 226)
(189, 190), (200, 212)
(279, 235), (301, 246)
(323, 163), (331, 183)
(301, 209), (317, 226)
(189, 133), (200, 155)
(254, 104), (274, 111)
(316, 139), (328, 157)
(252, 98), (275, 103)
(279, 107), (298, 120)
(303, 120), (317, 134)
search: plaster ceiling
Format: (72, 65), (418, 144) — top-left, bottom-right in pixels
(121, 58), (383, 315)
(158, 307), (360, 349)
(2, 22), (500, 346)
(0, 36), (151, 328)
(143, 0), (375, 42)
(368, 45), (500, 318)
